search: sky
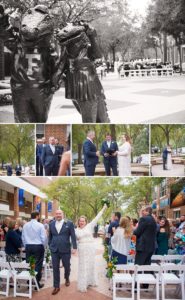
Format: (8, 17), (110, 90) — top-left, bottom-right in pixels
(129, 0), (151, 16)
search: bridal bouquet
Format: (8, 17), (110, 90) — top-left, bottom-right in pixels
(101, 199), (110, 208)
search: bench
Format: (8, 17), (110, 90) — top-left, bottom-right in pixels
(119, 68), (174, 78)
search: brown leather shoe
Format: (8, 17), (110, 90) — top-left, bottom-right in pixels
(65, 279), (70, 287)
(52, 288), (60, 295)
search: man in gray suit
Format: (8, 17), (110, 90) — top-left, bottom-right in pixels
(48, 210), (77, 295)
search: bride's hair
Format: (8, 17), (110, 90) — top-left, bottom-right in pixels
(123, 134), (131, 143)
(119, 217), (132, 238)
(77, 215), (88, 227)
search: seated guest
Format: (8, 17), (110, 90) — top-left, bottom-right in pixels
(111, 217), (132, 264)
(5, 219), (22, 262)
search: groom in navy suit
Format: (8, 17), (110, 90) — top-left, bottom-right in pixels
(48, 210), (77, 295)
(83, 130), (99, 176)
(101, 133), (118, 176)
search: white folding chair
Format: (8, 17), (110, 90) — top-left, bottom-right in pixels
(10, 261), (39, 299)
(0, 261), (12, 297)
(113, 264), (136, 300)
(161, 264), (185, 300)
(163, 255), (183, 265)
(151, 255), (164, 265)
(42, 260), (52, 281)
(136, 265), (160, 300)
(0, 251), (6, 262)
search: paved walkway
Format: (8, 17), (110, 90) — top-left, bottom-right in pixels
(152, 164), (185, 176)
(1, 74), (185, 123)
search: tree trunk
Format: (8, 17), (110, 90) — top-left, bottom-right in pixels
(78, 144), (83, 164)
(112, 46), (116, 63)
(110, 124), (116, 140)
(0, 39), (5, 80)
(163, 33), (167, 63)
(178, 44), (182, 74)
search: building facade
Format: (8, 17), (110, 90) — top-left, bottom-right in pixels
(152, 178), (185, 219)
(0, 177), (59, 220)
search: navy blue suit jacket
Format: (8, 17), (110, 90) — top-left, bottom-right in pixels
(162, 148), (168, 159)
(101, 140), (118, 165)
(83, 139), (98, 167)
(48, 220), (77, 254)
(5, 230), (22, 255)
(41, 144), (59, 168)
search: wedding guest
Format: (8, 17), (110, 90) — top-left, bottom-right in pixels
(75, 204), (107, 292)
(101, 133), (118, 176)
(55, 138), (64, 165)
(36, 137), (47, 176)
(15, 218), (23, 237)
(6, 163), (13, 176)
(42, 137), (59, 176)
(156, 217), (170, 255)
(15, 163), (22, 176)
(134, 206), (157, 266)
(174, 224), (185, 255)
(22, 211), (47, 288)
(116, 134), (132, 176)
(111, 217), (132, 264)
(5, 219), (22, 262)
(83, 131), (99, 176)
(58, 135), (71, 176)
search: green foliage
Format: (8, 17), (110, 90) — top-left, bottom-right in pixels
(151, 125), (185, 152)
(41, 177), (164, 221)
(28, 255), (36, 276)
(0, 124), (35, 167)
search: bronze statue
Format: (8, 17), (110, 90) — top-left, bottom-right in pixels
(0, 5), (109, 123)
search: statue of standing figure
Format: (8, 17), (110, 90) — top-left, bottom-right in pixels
(0, 5), (110, 123)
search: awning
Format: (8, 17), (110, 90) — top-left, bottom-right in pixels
(0, 177), (47, 199)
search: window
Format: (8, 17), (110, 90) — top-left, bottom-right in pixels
(160, 179), (167, 197)
(173, 210), (180, 219)
(0, 189), (8, 201)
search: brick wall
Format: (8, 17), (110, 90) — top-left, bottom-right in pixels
(37, 125), (69, 149)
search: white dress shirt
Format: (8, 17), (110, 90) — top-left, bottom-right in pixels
(107, 141), (111, 148)
(49, 144), (55, 154)
(22, 219), (47, 246)
(55, 219), (64, 234)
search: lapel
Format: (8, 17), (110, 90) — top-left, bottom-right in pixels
(54, 219), (67, 235)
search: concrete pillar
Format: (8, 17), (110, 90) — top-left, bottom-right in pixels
(14, 187), (19, 219)
(45, 201), (48, 219)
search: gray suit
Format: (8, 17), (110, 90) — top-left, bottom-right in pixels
(48, 220), (77, 288)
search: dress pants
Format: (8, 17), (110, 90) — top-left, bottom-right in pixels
(51, 252), (71, 288)
(135, 251), (153, 289)
(163, 158), (167, 170)
(26, 244), (45, 284)
(44, 164), (59, 176)
(84, 164), (96, 176)
(104, 161), (118, 176)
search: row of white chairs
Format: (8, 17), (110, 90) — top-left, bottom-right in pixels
(0, 261), (39, 298)
(113, 264), (185, 300)
(119, 68), (174, 78)
(127, 254), (184, 265)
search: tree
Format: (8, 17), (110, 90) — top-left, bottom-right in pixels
(145, 0), (185, 69)
(0, 124), (35, 166)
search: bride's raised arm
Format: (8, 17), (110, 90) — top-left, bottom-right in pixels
(89, 204), (107, 229)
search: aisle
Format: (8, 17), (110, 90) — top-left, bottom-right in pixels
(2, 238), (111, 300)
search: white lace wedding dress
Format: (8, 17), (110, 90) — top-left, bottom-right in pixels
(75, 206), (107, 292)
(166, 150), (172, 170)
(117, 142), (131, 176)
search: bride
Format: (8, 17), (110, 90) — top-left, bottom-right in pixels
(75, 204), (107, 292)
(166, 145), (173, 170)
(116, 134), (132, 176)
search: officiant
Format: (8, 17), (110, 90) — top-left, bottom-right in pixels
(101, 133), (118, 176)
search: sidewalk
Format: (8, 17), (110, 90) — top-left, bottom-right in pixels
(47, 73), (185, 124)
(1, 74), (184, 124)
(2, 238), (111, 300)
